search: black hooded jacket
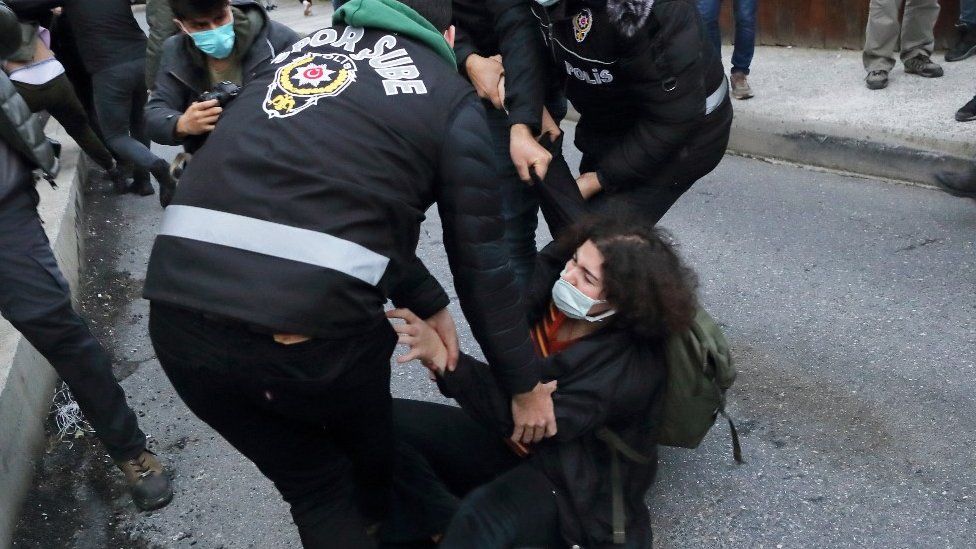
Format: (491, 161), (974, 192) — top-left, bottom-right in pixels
(520, 0), (730, 195)
(143, 16), (541, 395)
(8, 0), (146, 74)
(451, 0), (549, 132)
(437, 244), (667, 547)
(145, 0), (300, 153)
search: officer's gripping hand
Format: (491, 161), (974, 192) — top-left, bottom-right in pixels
(511, 381), (558, 445)
(510, 124), (552, 183)
(465, 53), (505, 110)
(577, 172), (603, 200)
(175, 99), (222, 138)
(422, 307), (459, 372)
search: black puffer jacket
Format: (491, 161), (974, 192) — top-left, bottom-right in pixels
(144, 13), (540, 395)
(452, 0), (549, 132)
(8, 0), (146, 74)
(145, 0), (300, 153)
(438, 244), (667, 548)
(525, 0), (729, 194)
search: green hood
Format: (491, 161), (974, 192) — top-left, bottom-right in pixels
(333, 0), (456, 68)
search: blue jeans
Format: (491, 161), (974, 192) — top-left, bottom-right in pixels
(961, 0), (976, 26)
(697, 0), (758, 74)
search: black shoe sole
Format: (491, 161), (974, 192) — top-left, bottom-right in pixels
(955, 111), (976, 122)
(946, 44), (976, 62)
(134, 487), (174, 512)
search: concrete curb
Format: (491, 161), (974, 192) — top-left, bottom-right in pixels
(0, 120), (84, 547)
(562, 107), (972, 187)
(727, 110), (973, 187)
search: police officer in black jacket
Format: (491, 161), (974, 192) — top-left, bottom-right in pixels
(508, 0), (733, 224)
(451, 0), (564, 288)
(0, 0), (172, 512)
(143, 0), (555, 545)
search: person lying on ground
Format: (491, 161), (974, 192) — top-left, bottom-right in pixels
(386, 217), (699, 548)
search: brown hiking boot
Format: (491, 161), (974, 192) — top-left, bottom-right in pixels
(730, 72), (754, 100)
(904, 55), (944, 78)
(116, 450), (173, 511)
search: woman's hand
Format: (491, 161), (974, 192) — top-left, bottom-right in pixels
(387, 308), (449, 375)
(576, 172), (603, 200)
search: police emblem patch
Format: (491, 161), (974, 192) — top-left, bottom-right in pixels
(573, 8), (593, 43)
(263, 52), (357, 118)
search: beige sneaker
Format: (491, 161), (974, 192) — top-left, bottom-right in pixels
(730, 72), (754, 100)
(116, 450), (173, 511)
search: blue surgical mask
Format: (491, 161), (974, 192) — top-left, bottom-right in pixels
(188, 21), (235, 59)
(551, 273), (616, 322)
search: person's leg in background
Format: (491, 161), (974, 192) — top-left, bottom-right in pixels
(696, 0), (723, 58)
(0, 188), (171, 511)
(13, 75), (128, 191)
(729, 0), (757, 99)
(946, 0), (976, 61)
(91, 59), (175, 204)
(127, 69), (157, 198)
(486, 108), (539, 291)
(863, 0), (902, 89)
(899, 0), (943, 77)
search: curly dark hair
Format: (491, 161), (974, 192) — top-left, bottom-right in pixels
(557, 217), (699, 342)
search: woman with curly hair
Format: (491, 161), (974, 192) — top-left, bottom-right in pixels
(385, 217), (699, 548)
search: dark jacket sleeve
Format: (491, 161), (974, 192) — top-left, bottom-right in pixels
(453, 26), (481, 79)
(268, 20), (301, 52)
(438, 343), (647, 444)
(596, 2), (708, 193)
(436, 93), (540, 395)
(5, 0), (62, 16)
(145, 36), (192, 147)
(390, 256), (450, 320)
(487, 0), (545, 132)
(144, 0), (177, 89)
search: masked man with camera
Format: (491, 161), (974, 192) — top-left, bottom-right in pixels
(145, 0), (299, 203)
(0, 1), (172, 512)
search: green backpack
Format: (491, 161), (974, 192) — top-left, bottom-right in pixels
(658, 308), (742, 463)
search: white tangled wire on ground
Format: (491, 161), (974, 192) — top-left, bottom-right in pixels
(50, 382), (93, 448)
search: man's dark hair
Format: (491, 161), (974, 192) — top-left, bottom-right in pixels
(169, 0), (230, 20)
(397, 0), (451, 32)
(557, 217), (700, 342)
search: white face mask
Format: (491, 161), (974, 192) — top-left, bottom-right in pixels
(551, 273), (616, 322)
(534, 0), (561, 6)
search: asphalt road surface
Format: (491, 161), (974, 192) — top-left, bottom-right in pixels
(11, 114), (975, 547)
(11, 4), (976, 547)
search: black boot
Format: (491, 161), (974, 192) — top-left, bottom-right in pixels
(946, 23), (976, 62)
(150, 159), (177, 208)
(107, 161), (131, 194)
(934, 166), (976, 200)
(130, 169), (156, 196)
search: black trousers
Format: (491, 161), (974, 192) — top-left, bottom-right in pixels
(0, 186), (145, 461)
(13, 74), (116, 171)
(149, 303), (398, 548)
(389, 399), (564, 548)
(91, 59), (161, 179)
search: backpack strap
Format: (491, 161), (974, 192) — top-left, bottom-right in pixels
(596, 428), (653, 545)
(717, 392), (744, 464)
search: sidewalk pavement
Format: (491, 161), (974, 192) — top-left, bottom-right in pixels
(723, 45), (975, 186)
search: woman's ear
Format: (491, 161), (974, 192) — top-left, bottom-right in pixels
(443, 24), (456, 49)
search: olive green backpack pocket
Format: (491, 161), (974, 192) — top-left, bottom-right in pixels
(658, 308), (742, 463)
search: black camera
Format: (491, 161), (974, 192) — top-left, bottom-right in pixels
(198, 81), (241, 107)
